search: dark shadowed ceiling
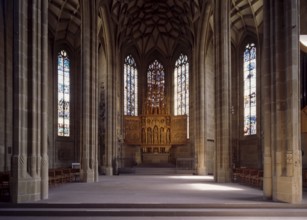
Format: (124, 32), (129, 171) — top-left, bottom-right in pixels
(231, 0), (263, 44)
(48, 0), (81, 47)
(47, 0), (263, 53)
(111, 0), (203, 57)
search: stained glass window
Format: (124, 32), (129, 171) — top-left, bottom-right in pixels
(124, 55), (138, 116)
(57, 50), (70, 137)
(147, 60), (165, 107)
(174, 54), (189, 116)
(174, 54), (189, 137)
(243, 43), (256, 136)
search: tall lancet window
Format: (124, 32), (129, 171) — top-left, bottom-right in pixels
(243, 43), (256, 136)
(147, 60), (165, 107)
(124, 55), (138, 116)
(174, 54), (189, 116)
(57, 50), (70, 137)
(174, 54), (189, 137)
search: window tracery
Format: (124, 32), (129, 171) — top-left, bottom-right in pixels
(124, 55), (138, 116)
(174, 54), (189, 116)
(174, 54), (189, 138)
(147, 60), (165, 108)
(243, 43), (256, 136)
(57, 50), (70, 137)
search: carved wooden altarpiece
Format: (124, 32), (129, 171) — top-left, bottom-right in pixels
(124, 99), (187, 158)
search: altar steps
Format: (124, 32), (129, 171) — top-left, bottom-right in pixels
(1, 203), (307, 218)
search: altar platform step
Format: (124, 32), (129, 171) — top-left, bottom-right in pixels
(1, 203), (307, 218)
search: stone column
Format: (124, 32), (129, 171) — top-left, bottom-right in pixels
(193, 6), (212, 175)
(81, 0), (99, 182)
(99, 6), (114, 176)
(195, 49), (206, 175)
(262, 0), (302, 204)
(196, 5), (216, 175)
(214, 0), (231, 182)
(40, 0), (49, 199)
(192, 43), (206, 175)
(11, 0), (48, 202)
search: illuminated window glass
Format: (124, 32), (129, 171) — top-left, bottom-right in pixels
(124, 55), (138, 116)
(147, 60), (165, 107)
(174, 54), (189, 116)
(174, 54), (189, 137)
(243, 43), (256, 136)
(57, 50), (70, 137)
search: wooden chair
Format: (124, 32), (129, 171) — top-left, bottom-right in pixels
(232, 168), (242, 183)
(303, 169), (307, 187)
(246, 169), (258, 186)
(71, 168), (80, 182)
(54, 169), (64, 184)
(48, 169), (56, 186)
(62, 168), (73, 183)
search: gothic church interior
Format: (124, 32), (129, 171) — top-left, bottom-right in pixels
(0, 0), (307, 205)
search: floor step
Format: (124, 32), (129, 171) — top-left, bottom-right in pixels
(1, 204), (307, 217)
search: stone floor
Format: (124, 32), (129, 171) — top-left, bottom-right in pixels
(1, 175), (307, 219)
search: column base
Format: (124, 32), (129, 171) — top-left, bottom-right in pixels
(196, 167), (207, 175)
(105, 167), (113, 176)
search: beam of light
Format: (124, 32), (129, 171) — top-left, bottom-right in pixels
(167, 175), (214, 180)
(189, 183), (244, 191)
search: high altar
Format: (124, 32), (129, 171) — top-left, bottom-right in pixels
(124, 99), (187, 164)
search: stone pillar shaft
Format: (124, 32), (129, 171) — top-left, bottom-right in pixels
(193, 7), (209, 174)
(40, 0), (48, 200)
(11, 0), (48, 203)
(81, 0), (98, 182)
(214, 0), (231, 182)
(262, 0), (302, 204)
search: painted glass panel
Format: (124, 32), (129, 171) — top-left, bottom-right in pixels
(147, 60), (165, 107)
(57, 50), (70, 136)
(174, 54), (189, 137)
(174, 54), (189, 116)
(243, 43), (256, 135)
(124, 55), (138, 116)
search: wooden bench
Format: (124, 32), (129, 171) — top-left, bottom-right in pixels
(48, 165), (81, 187)
(233, 167), (263, 189)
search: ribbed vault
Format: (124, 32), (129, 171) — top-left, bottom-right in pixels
(111, 0), (203, 57)
(231, 0), (263, 44)
(48, 0), (81, 47)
